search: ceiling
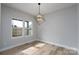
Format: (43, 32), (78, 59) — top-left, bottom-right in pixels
(3, 3), (76, 16)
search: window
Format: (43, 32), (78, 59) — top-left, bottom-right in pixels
(12, 19), (32, 37)
(24, 21), (32, 36)
(12, 20), (23, 37)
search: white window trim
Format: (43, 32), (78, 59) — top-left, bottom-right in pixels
(24, 20), (33, 37)
(11, 19), (33, 39)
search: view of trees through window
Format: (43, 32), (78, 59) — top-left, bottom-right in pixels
(24, 21), (32, 36)
(12, 19), (32, 37)
(12, 20), (23, 37)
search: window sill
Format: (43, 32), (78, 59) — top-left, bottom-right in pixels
(24, 35), (32, 37)
(11, 35), (32, 39)
(12, 36), (24, 39)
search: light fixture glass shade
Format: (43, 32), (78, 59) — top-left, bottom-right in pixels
(37, 14), (44, 23)
(36, 3), (45, 24)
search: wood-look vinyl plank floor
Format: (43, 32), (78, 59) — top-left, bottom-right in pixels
(0, 41), (78, 55)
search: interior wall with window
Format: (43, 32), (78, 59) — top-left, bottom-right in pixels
(0, 4), (38, 51)
(38, 4), (78, 49)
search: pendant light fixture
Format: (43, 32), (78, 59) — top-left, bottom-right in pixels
(37, 3), (44, 24)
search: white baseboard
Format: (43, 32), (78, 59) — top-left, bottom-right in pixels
(38, 40), (79, 52)
(0, 40), (35, 52)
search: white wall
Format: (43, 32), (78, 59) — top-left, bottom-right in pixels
(38, 5), (78, 49)
(0, 5), (38, 51)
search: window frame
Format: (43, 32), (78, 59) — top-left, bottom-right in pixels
(11, 18), (33, 39)
(24, 20), (33, 37)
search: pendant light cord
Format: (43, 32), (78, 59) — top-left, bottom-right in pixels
(38, 3), (40, 14)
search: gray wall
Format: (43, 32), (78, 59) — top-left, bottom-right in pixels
(0, 5), (38, 51)
(0, 4), (2, 49)
(77, 4), (79, 50)
(38, 5), (78, 49)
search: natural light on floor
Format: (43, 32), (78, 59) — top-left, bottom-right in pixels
(17, 43), (45, 55)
